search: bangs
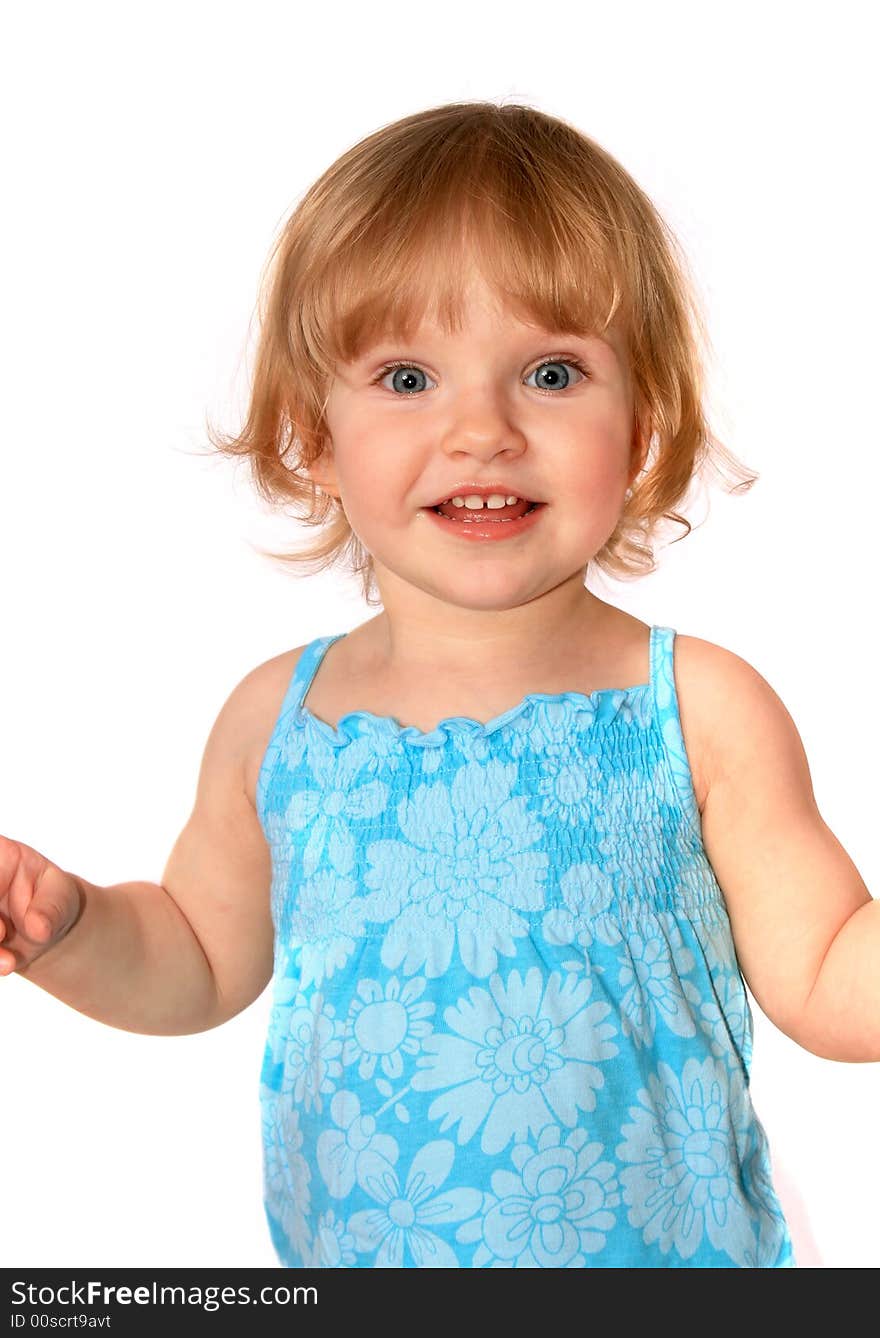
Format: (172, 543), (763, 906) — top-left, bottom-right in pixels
(293, 120), (632, 376)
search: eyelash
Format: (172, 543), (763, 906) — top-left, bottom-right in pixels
(370, 355), (591, 395)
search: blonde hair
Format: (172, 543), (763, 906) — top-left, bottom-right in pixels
(206, 100), (756, 607)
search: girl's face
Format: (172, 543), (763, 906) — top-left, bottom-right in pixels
(315, 263), (643, 619)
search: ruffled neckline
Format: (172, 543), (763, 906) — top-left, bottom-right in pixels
(293, 682), (651, 749)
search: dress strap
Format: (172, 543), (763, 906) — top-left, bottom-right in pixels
(290, 634), (346, 713)
(255, 634), (345, 828)
(650, 625), (703, 842)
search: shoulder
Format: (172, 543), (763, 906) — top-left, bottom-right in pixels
(670, 637), (867, 1055)
(670, 633), (804, 803)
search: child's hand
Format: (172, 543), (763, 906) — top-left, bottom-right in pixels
(0, 834), (83, 975)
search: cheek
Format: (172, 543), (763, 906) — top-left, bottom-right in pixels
(333, 456), (405, 543)
(568, 451), (629, 505)
(335, 430), (419, 517)
(556, 410), (631, 480)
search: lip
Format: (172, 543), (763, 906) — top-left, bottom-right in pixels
(420, 502), (546, 541)
(425, 484), (542, 507)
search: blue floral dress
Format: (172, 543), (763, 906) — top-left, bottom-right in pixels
(255, 625), (796, 1268)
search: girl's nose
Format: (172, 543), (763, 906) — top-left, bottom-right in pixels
(441, 393), (526, 456)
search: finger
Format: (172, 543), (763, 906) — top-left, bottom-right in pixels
(5, 845), (39, 934)
(7, 855), (57, 941)
(0, 833), (20, 901)
(24, 905), (53, 940)
(29, 875), (81, 945)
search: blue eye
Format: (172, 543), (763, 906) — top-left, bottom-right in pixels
(377, 364), (434, 395)
(372, 356), (590, 396)
(524, 359), (588, 392)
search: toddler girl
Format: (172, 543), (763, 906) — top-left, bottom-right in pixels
(2, 101), (877, 1269)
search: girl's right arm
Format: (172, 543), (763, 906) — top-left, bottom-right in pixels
(0, 666), (276, 1035)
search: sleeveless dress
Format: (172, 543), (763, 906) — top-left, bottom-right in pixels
(255, 625), (796, 1268)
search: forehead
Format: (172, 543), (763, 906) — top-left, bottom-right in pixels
(417, 264), (615, 338)
(353, 272), (624, 352)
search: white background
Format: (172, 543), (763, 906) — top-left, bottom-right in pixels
(1, 0), (877, 1269)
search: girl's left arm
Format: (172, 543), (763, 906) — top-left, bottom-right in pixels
(684, 640), (878, 1062)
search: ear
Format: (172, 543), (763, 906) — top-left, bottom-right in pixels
(628, 410), (651, 486)
(307, 443), (341, 500)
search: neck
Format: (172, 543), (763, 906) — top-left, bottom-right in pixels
(365, 577), (612, 684)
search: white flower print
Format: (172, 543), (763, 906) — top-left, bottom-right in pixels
(286, 739), (388, 876)
(263, 808), (293, 856)
(317, 1089), (399, 1198)
(342, 975), (435, 1083)
(627, 689), (653, 730)
(309, 1210), (358, 1267)
(533, 743), (603, 828)
(617, 1057), (760, 1265)
(279, 715), (310, 772)
(352, 724), (412, 770)
(411, 967), (618, 1155)
(692, 918), (754, 1071)
(446, 729), (494, 765)
(290, 869), (368, 989)
(266, 970), (300, 1067)
(457, 1125), (620, 1267)
(261, 1094), (311, 1261)
(743, 1131), (792, 1267)
(255, 632), (794, 1267)
(262, 811), (295, 931)
(280, 990), (344, 1114)
(415, 695), (557, 767)
(349, 1140), (482, 1267)
(697, 968), (753, 1072)
(361, 760), (549, 978)
(541, 861), (623, 952)
(419, 743), (448, 777)
(525, 691), (643, 759)
(615, 914), (700, 1047)
(496, 703), (549, 760)
(594, 762), (671, 885)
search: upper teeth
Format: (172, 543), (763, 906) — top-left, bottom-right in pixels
(446, 494), (523, 509)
